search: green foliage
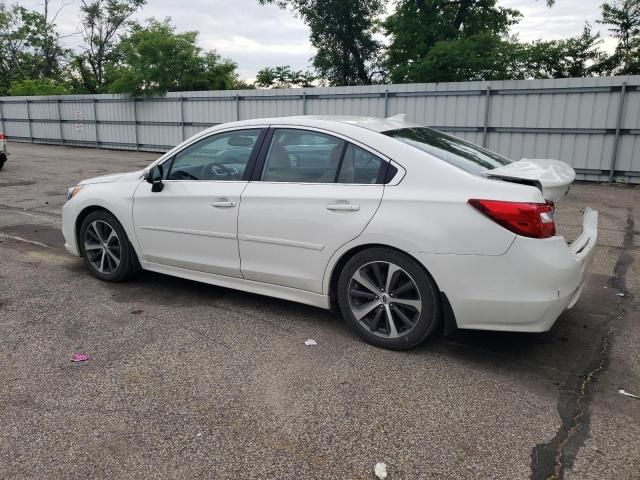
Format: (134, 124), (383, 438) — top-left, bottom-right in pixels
(8, 78), (69, 96)
(258, 0), (385, 86)
(107, 18), (242, 96)
(516, 24), (606, 78)
(74, 0), (147, 93)
(0, 2), (68, 95)
(382, 0), (607, 83)
(598, 0), (640, 74)
(383, 0), (522, 83)
(255, 65), (316, 88)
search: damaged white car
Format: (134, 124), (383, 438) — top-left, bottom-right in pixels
(62, 115), (598, 349)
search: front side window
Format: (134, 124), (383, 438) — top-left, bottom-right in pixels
(384, 127), (513, 176)
(167, 129), (261, 181)
(261, 129), (345, 183)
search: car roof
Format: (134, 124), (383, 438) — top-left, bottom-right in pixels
(207, 114), (422, 134)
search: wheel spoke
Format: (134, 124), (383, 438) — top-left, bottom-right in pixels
(384, 305), (399, 338)
(106, 250), (120, 267)
(392, 304), (416, 328)
(371, 262), (385, 290)
(391, 298), (422, 312)
(353, 270), (380, 295)
(353, 300), (380, 321)
(385, 263), (401, 293)
(106, 228), (117, 245)
(392, 279), (414, 297)
(84, 241), (102, 251)
(90, 221), (104, 243)
(369, 307), (384, 332)
(99, 250), (106, 272)
(350, 287), (377, 301)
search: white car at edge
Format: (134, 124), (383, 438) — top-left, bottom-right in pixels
(62, 115), (598, 350)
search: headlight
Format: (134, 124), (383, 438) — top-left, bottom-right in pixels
(66, 185), (84, 201)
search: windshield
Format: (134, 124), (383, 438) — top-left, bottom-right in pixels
(384, 127), (513, 175)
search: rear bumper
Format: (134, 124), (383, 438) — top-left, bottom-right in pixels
(415, 208), (598, 333)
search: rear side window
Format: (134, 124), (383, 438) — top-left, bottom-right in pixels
(261, 129), (345, 183)
(384, 127), (512, 176)
(338, 144), (384, 184)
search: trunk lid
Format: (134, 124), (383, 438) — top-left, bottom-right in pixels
(486, 158), (575, 203)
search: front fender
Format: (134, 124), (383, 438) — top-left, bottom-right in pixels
(62, 180), (142, 257)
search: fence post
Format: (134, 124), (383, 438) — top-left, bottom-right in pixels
(384, 89), (389, 118)
(57, 99), (64, 144)
(302, 91), (307, 115)
(0, 101), (5, 136)
(482, 86), (491, 148)
(180, 96), (186, 141)
(26, 99), (33, 142)
(133, 98), (139, 151)
(92, 98), (99, 149)
(609, 82), (627, 182)
(235, 95), (240, 121)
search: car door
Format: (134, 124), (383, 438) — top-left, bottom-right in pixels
(133, 127), (265, 278)
(237, 127), (388, 293)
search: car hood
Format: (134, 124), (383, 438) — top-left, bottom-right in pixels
(79, 170), (143, 185)
(486, 158), (576, 203)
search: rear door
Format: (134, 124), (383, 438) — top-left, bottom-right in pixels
(237, 127), (388, 293)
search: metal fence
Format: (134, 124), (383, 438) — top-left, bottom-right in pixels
(1, 76), (639, 182)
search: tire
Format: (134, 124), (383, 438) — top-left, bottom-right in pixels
(337, 248), (441, 350)
(0, 161), (4, 170)
(79, 210), (140, 282)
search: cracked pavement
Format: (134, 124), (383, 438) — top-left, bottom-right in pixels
(0, 142), (638, 479)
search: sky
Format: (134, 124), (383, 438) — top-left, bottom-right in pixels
(15, 0), (616, 80)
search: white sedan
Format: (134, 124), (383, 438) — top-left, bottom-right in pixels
(62, 115), (598, 350)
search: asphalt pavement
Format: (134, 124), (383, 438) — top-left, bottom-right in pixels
(0, 142), (638, 479)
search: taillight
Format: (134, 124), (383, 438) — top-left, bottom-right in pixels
(468, 199), (556, 239)
(0, 133), (5, 140)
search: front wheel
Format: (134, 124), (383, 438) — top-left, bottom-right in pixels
(79, 210), (140, 282)
(337, 248), (441, 350)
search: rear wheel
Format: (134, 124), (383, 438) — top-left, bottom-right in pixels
(337, 248), (441, 350)
(79, 210), (140, 282)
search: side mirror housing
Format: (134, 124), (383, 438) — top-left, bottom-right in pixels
(144, 164), (164, 192)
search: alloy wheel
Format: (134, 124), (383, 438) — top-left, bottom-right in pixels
(84, 220), (121, 275)
(348, 261), (422, 339)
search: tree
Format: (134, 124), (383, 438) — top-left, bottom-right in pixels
(258, 0), (385, 86)
(383, 0), (522, 83)
(516, 24), (606, 79)
(255, 65), (316, 88)
(0, 1), (69, 95)
(108, 18), (242, 95)
(598, 0), (640, 74)
(74, 0), (146, 93)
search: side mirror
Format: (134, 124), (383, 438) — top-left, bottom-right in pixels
(144, 164), (164, 192)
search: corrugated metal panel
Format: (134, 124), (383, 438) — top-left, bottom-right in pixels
(1, 76), (639, 182)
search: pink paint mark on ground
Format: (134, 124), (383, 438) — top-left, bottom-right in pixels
(70, 353), (90, 362)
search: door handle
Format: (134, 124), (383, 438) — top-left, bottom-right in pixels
(327, 203), (360, 212)
(211, 200), (237, 208)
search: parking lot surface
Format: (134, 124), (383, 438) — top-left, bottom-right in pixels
(0, 142), (638, 479)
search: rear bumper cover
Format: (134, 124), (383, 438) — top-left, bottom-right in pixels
(416, 208), (598, 333)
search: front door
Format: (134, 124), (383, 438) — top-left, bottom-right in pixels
(133, 128), (265, 278)
(238, 128), (387, 293)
